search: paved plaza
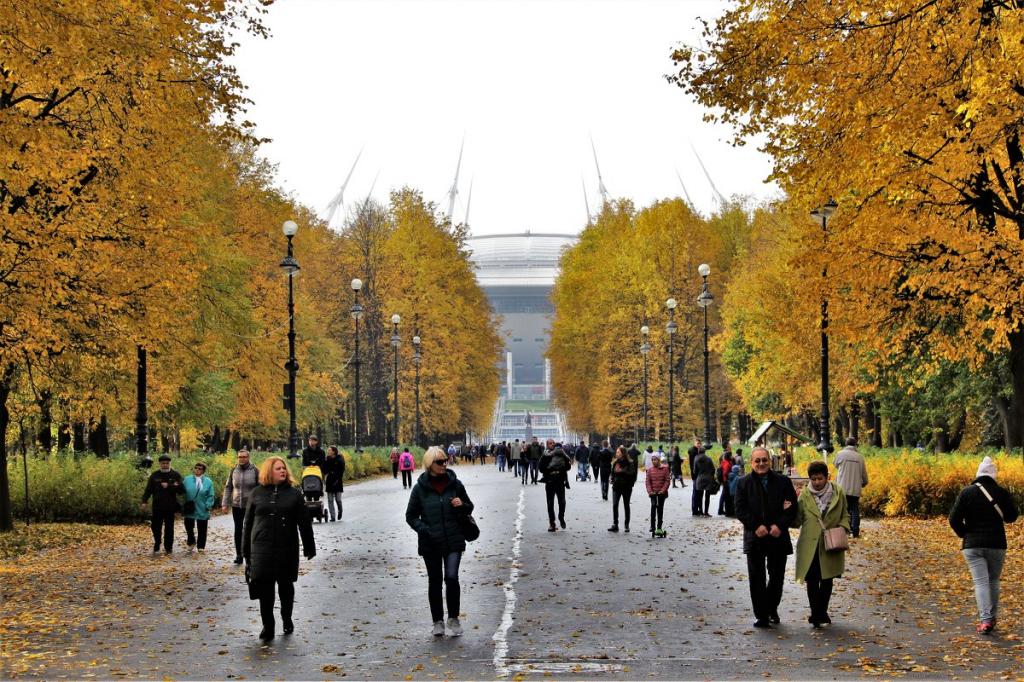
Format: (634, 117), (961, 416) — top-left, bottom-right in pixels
(3, 466), (1015, 680)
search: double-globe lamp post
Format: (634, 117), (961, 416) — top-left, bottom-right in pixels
(697, 263), (714, 446)
(412, 334), (421, 448)
(281, 220), (300, 458)
(391, 314), (401, 446)
(640, 325), (650, 443)
(350, 278), (363, 453)
(810, 199), (838, 456)
(665, 298), (678, 446)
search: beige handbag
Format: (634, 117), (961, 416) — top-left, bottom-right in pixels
(818, 515), (849, 552)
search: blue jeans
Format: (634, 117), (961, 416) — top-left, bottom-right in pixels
(577, 461), (590, 480)
(528, 460), (539, 483)
(846, 495), (861, 537)
(497, 455), (506, 471)
(962, 548), (1006, 622)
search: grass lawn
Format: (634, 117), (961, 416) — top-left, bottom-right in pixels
(503, 400), (551, 411)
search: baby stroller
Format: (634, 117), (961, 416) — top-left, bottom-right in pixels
(301, 465), (326, 523)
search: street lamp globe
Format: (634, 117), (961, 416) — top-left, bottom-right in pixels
(351, 278), (362, 291)
(698, 263), (711, 277)
(282, 220), (298, 237)
(413, 335), (421, 346)
(640, 325), (649, 336)
(391, 314), (401, 325)
(666, 298), (677, 310)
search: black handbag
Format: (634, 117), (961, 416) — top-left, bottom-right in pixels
(459, 513), (480, 542)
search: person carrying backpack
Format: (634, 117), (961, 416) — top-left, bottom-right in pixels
(399, 447), (416, 489)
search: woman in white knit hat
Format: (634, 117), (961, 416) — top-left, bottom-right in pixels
(948, 456), (1020, 635)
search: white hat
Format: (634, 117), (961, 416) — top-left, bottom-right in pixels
(976, 456), (997, 480)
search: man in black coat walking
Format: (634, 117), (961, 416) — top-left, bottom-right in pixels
(734, 446), (798, 628)
(598, 442), (614, 500)
(301, 435), (326, 468)
(141, 454), (183, 553)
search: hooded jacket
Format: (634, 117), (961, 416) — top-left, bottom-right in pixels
(406, 469), (474, 556)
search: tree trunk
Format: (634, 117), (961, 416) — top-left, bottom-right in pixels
(949, 410), (966, 451)
(73, 422), (87, 453)
(230, 431), (241, 452)
(0, 366), (14, 531)
(1008, 330), (1024, 454)
(849, 398), (861, 443)
(57, 398), (71, 451)
(837, 406), (850, 445)
(37, 389), (52, 455)
(89, 415), (110, 457)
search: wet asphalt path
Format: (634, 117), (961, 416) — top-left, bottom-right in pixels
(25, 463), (1009, 680)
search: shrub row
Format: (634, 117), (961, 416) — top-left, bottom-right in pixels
(6, 446), (424, 523)
(792, 447), (1024, 517)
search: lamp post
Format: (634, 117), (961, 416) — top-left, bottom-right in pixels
(810, 199), (838, 455)
(665, 298), (678, 446)
(390, 313), (401, 446)
(281, 220), (300, 458)
(350, 278), (363, 452)
(697, 263), (715, 446)
(412, 334), (421, 448)
(640, 325), (650, 443)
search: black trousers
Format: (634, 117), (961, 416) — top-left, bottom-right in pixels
(693, 488), (711, 515)
(600, 472), (610, 499)
(846, 495), (861, 537)
(424, 551), (462, 623)
(545, 482), (566, 524)
(150, 509), (175, 550)
(232, 506), (245, 558)
(257, 578), (295, 632)
(805, 551), (834, 621)
(184, 517), (208, 549)
(719, 489), (734, 516)
(650, 494), (666, 532)
(746, 548), (788, 621)
(401, 469), (413, 487)
(612, 486), (632, 527)
(392, 462), (399, 478)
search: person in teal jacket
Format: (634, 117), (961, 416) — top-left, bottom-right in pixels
(183, 462), (216, 551)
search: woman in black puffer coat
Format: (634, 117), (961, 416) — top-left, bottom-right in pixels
(243, 456), (316, 642)
(406, 446), (474, 638)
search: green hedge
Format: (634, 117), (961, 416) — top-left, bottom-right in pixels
(6, 446), (423, 523)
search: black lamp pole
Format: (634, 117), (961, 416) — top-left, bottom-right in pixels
(697, 263), (714, 446)
(281, 220), (300, 458)
(390, 314), (401, 446)
(136, 344), (148, 458)
(666, 298), (678, 446)
(640, 325), (650, 443)
(811, 200), (838, 455)
(413, 334), (421, 448)
(350, 278), (363, 452)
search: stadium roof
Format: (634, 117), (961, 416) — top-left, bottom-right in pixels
(467, 232), (577, 287)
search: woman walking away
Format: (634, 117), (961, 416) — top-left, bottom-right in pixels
(406, 447), (475, 638)
(794, 461), (850, 628)
(718, 452), (734, 517)
(390, 447), (401, 479)
(646, 453), (671, 537)
(670, 445), (685, 488)
(323, 446), (346, 522)
(399, 447), (416, 489)
(243, 456), (316, 642)
(183, 462), (215, 551)
(609, 446), (636, 533)
(949, 456), (1019, 635)
(693, 447), (716, 517)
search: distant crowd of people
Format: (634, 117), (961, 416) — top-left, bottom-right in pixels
(140, 431), (1018, 642)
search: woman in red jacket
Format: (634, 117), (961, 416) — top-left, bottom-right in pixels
(646, 453), (671, 538)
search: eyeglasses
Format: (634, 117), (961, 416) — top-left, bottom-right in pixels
(434, 459), (448, 465)
(752, 458), (770, 464)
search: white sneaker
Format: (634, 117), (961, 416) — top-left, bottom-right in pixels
(447, 618), (463, 637)
(432, 621), (445, 637)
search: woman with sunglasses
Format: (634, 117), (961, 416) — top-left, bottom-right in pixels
(406, 446), (475, 638)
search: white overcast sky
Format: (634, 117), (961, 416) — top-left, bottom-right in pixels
(232, 0), (779, 236)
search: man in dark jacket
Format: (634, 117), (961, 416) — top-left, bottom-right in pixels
(949, 456), (1020, 633)
(598, 442), (614, 500)
(540, 440), (571, 531)
(692, 448), (717, 516)
(222, 449), (259, 564)
(141, 454), (183, 553)
(687, 439), (702, 483)
(574, 442), (590, 480)
(301, 435), (326, 468)
(734, 446), (798, 628)
(322, 447), (346, 522)
(526, 437), (544, 484)
(590, 442), (601, 482)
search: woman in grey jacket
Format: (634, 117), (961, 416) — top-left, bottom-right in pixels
(221, 449), (259, 564)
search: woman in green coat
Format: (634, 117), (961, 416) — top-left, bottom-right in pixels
(794, 460), (851, 627)
(182, 462), (216, 551)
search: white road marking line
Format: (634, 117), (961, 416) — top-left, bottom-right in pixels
(492, 488), (525, 678)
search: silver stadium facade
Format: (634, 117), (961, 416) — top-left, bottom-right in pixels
(466, 232), (579, 445)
